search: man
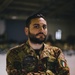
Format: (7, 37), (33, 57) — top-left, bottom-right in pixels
(6, 14), (70, 75)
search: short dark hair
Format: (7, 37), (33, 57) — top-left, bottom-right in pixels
(25, 13), (46, 27)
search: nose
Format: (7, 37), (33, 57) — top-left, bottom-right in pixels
(39, 26), (44, 31)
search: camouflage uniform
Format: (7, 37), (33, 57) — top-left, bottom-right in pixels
(6, 41), (70, 75)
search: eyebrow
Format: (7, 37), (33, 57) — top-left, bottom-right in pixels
(33, 24), (39, 25)
(33, 23), (47, 26)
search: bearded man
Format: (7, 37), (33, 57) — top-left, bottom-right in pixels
(6, 14), (70, 75)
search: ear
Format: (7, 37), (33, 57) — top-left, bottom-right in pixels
(24, 27), (28, 35)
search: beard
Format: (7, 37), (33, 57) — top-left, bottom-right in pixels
(28, 31), (47, 44)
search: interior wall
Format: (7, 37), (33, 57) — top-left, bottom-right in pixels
(5, 19), (27, 42)
(47, 18), (75, 40)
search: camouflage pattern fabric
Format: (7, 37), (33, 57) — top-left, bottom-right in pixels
(6, 41), (70, 75)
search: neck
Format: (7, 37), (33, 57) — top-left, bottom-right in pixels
(28, 40), (43, 50)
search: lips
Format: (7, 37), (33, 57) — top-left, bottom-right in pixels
(38, 34), (44, 36)
(36, 32), (45, 36)
(36, 33), (46, 39)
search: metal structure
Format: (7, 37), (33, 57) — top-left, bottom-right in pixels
(0, 0), (75, 20)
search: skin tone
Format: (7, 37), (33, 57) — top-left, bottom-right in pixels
(25, 17), (48, 49)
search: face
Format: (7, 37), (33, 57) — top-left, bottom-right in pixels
(25, 17), (48, 44)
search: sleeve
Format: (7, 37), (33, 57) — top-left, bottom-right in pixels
(6, 50), (22, 75)
(56, 49), (70, 75)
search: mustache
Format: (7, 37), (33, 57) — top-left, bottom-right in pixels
(36, 32), (45, 36)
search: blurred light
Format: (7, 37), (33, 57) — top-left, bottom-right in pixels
(55, 29), (62, 40)
(11, 16), (17, 19)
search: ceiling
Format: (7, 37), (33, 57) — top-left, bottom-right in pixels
(0, 0), (75, 20)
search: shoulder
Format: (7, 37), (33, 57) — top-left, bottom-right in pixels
(7, 43), (25, 55)
(44, 44), (62, 56)
(44, 43), (61, 51)
(10, 43), (25, 50)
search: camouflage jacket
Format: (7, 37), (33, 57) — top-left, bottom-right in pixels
(6, 41), (70, 75)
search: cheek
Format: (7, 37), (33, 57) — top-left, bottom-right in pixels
(44, 29), (48, 35)
(30, 29), (38, 34)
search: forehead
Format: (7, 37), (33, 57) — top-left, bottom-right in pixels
(30, 17), (47, 25)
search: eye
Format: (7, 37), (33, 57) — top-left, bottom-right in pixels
(33, 24), (40, 29)
(43, 25), (47, 29)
